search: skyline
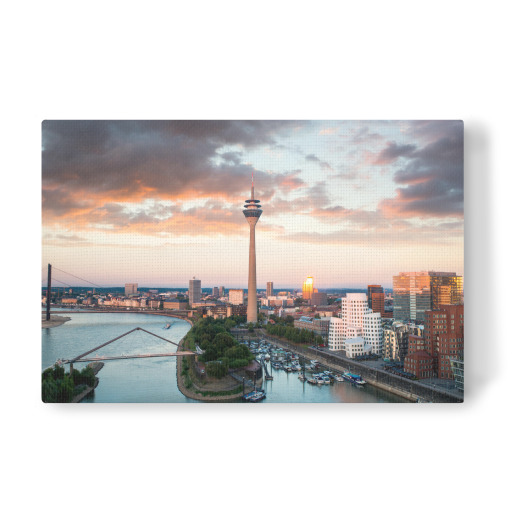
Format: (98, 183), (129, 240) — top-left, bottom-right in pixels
(42, 120), (464, 288)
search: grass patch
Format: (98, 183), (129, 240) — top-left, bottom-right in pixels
(197, 384), (244, 397)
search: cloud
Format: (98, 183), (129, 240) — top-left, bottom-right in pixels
(374, 142), (417, 165)
(350, 126), (384, 145)
(378, 121), (463, 218)
(278, 219), (463, 246)
(305, 154), (332, 170)
(42, 120), (307, 227)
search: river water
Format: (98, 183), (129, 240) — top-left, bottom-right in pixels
(41, 312), (408, 403)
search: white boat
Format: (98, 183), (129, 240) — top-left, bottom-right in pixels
(307, 377), (318, 385)
(334, 375), (344, 382)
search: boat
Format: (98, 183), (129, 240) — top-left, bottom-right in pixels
(307, 377), (318, 384)
(164, 323), (171, 329)
(322, 376), (331, 384)
(342, 372), (366, 385)
(334, 374), (344, 382)
(298, 374), (306, 381)
(243, 390), (266, 402)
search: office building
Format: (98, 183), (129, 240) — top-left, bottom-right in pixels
(328, 317), (343, 351)
(125, 283), (138, 296)
(345, 337), (371, 359)
(294, 316), (330, 340)
(243, 174), (262, 323)
(367, 285), (385, 316)
(393, 271), (463, 322)
(266, 282), (274, 297)
(363, 312), (383, 355)
(424, 304), (464, 379)
(333, 293), (382, 354)
(219, 286), (225, 297)
(302, 276), (314, 300)
(383, 322), (409, 362)
(212, 287), (219, 298)
(311, 292), (328, 306)
(404, 304), (464, 381)
(229, 289), (244, 305)
(188, 277), (202, 305)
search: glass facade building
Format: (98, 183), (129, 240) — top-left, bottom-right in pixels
(393, 272), (463, 322)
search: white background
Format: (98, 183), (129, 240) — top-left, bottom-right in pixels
(2, 1), (510, 511)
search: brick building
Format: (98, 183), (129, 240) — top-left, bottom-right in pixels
(404, 304), (464, 380)
(424, 304), (464, 379)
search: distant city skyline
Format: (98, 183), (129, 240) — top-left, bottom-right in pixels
(42, 120), (464, 288)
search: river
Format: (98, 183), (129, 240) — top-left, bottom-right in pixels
(41, 311), (408, 403)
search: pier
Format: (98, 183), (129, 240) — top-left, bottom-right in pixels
(261, 359), (273, 380)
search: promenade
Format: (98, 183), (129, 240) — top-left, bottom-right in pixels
(253, 329), (463, 403)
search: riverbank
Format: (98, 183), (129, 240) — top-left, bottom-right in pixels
(42, 315), (71, 328)
(257, 329), (462, 403)
(71, 362), (104, 403)
(253, 330), (419, 401)
(175, 333), (248, 402)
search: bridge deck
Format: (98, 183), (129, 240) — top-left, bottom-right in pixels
(63, 351), (196, 363)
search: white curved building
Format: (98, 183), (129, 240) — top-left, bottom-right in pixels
(328, 293), (383, 355)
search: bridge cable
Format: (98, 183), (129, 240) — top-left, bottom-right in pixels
(51, 266), (106, 289)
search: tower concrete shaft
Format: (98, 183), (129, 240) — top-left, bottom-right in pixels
(243, 174), (262, 324)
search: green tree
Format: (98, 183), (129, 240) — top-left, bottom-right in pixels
(206, 361), (228, 378)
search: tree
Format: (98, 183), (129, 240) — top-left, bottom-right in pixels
(206, 360), (228, 378)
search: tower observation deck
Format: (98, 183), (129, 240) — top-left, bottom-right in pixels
(243, 174), (262, 323)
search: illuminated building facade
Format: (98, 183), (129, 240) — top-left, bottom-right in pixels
(302, 276), (314, 300)
(393, 271), (463, 322)
(367, 285), (385, 316)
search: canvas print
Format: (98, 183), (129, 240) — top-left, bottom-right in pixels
(41, 120), (464, 403)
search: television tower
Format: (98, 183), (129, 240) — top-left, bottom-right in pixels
(243, 173), (262, 323)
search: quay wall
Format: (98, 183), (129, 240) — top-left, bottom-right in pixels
(259, 332), (462, 403)
(175, 327), (245, 403)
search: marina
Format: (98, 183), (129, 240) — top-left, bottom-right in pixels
(42, 312), (408, 403)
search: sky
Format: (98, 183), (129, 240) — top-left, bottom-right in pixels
(41, 120), (464, 289)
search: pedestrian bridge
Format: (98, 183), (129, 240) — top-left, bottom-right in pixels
(58, 327), (197, 371)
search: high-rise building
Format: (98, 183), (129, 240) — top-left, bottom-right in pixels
(404, 304), (464, 381)
(328, 317), (343, 351)
(331, 293), (382, 354)
(212, 286), (219, 298)
(266, 282), (274, 297)
(229, 289), (244, 305)
(393, 271), (463, 322)
(302, 276), (314, 300)
(219, 286), (225, 297)
(367, 285), (385, 316)
(363, 312), (383, 355)
(243, 174), (262, 323)
(188, 277), (202, 305)
(424, 303), (464, 380)
(125, 283), (138, 296)
(311, 292), (328, 306)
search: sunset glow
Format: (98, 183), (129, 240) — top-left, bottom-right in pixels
(42, 120), (463, 289)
